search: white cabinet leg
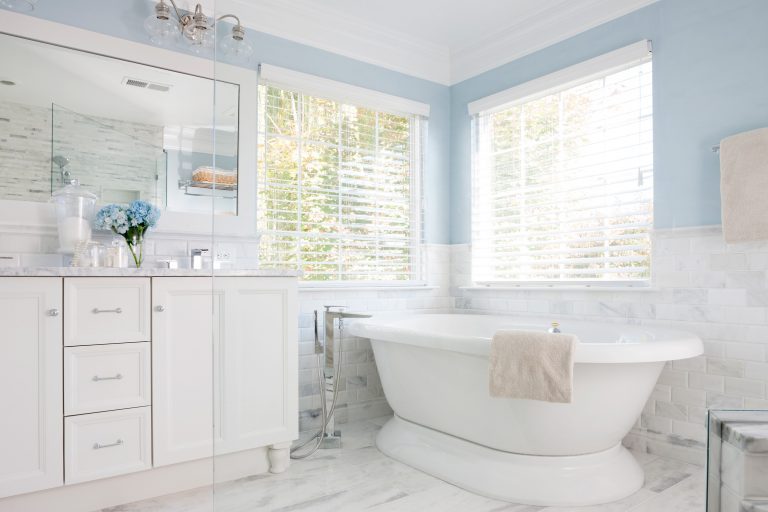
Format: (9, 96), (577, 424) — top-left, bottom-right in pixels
(268, 442), (292, 473)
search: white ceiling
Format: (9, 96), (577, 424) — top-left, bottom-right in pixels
(289, 0), (573, 51)
(219, 0), (658, 84)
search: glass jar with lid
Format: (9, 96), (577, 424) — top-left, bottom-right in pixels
(50, 180), (97, 253)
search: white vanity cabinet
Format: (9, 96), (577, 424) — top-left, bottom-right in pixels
(0, 272), (298, 511)
(0, 278), (63, 499)
(152, 277), (298, 467)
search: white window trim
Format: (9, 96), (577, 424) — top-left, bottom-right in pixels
(257, 65), (428, 285)
(259, 63), (430, 117)
(468, 40), (652, 116)
(469, 40), (653, 288)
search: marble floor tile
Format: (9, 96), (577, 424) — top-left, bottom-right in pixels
(641, 457), (699, 493)
(99, 415), (707, 512)
(626, 471), (706, 512)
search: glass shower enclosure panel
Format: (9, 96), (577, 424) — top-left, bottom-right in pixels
(51, 103), (167, 207)
(211, 12), (298, 512)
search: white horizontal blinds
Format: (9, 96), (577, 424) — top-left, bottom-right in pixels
(257, 80), (424, 282)
(472, 43), (653, 284)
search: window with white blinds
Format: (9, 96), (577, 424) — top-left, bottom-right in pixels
(470, 41), (653, 285)
(256, 69), (426, 283)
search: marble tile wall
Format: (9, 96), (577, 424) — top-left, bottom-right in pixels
(452, 226), (768, 464)
(3, 222), (767, 463)
(296, 244), (452, 430)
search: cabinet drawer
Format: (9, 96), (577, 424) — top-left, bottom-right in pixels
(65, 407), (151, 484)
(65, 343), (151, 416)
(65, 278), (150, 346)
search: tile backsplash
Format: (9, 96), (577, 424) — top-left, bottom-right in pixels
(2, 223), (767, 464)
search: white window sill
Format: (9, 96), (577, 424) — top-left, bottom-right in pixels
(299, 283), (437, 292)
(460, 285), (659, 293)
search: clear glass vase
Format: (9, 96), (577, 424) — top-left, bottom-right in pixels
(126, 234), (144, 268)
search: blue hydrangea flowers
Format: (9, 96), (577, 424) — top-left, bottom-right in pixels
(94, 200), (160, 267)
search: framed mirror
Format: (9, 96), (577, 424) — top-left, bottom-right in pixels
(0, 16), (257, 236)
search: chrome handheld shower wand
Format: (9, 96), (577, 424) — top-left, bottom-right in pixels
(290, 306), (372, 459)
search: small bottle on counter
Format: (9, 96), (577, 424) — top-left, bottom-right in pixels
(87, 242), (107, 267)
(108, 237), (128, 268)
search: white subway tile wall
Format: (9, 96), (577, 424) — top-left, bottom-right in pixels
(453, 226), (768, 464)
(3, 224), (768, 464)
(296, 244), (452, 430)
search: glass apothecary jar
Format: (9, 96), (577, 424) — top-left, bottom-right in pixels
(51, 180), (97, 253)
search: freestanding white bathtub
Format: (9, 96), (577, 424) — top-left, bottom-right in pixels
(347, 313), (703, 507)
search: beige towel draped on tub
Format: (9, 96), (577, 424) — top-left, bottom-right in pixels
(489, 330), (577, 403)
(720, 127), (768, 243)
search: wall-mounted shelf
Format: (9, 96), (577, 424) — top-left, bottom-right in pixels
(178, 180), (237, 199)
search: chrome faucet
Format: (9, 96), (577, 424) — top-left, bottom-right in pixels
(319, 305), (371, 448)
(323, 306), (372, 370)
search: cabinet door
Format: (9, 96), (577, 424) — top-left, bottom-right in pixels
(152, 277), (222, 467)
(0, 277), (63, 498)
(216, 277), (298, 454)
(152, 276), (298, 466)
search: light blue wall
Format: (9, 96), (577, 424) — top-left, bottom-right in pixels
(3, 0), (451, 244)
(6, 0), (768, 246)
(450, 0), (768, 244)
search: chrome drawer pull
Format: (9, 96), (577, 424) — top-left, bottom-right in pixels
(93, 439), (123, 450)
(92, 373), (123, 382)
(92, 307), (123, 314)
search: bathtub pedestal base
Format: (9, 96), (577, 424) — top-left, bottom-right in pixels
(377, 415), (644, 507)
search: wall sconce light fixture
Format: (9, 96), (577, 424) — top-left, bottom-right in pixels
(0, 0), (37, 12)
(144, 0), (254, 59)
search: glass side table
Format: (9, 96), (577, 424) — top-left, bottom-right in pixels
(707, 409), (768, 512)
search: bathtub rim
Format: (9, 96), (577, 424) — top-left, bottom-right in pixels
(347, 312), (703, 364)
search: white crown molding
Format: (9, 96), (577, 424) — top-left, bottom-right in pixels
(218, 0), (451, 85)
(142, 0), (659, 87)
(155, 0), (659, 86)
(449, 0), (659, 84)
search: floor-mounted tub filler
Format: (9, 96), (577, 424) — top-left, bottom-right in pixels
(348, 314), (703, 507)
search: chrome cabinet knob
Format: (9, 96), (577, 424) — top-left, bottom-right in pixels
(155, 305), (165, 312)
(47, 308), (59, 317)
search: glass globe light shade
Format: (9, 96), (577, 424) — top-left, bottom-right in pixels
(187, 28), (215, 56)
(220, 34), (254, 60)
(144, 14), (180, 47)
(0, 0), (36, 12)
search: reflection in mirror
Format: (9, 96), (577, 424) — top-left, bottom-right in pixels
(0, 32), (240, 216)
(51, 103), (167, 207)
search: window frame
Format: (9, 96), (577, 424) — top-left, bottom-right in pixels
(469, 40), (654, 288)
(257, 64), (428, 286)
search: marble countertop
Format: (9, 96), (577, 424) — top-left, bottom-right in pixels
(0, 266), (299, 277)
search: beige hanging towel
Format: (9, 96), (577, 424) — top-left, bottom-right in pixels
(720, 127), (768, 243)
(489, 330), (577, 403)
